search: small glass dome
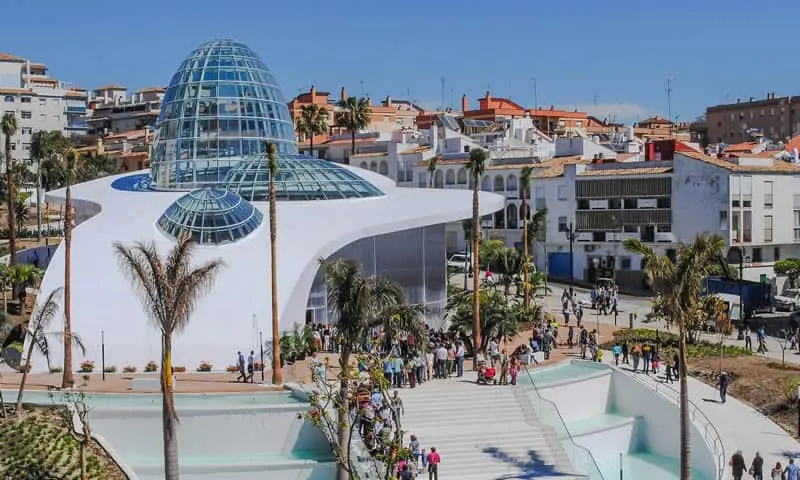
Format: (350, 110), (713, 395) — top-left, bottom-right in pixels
(157, 188), (263, 245)
(222, 153), (384, 201)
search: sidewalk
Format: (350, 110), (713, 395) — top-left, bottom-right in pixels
(599, 354), (800, 480)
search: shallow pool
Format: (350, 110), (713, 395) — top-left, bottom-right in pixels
(520, 360), (610, 386)
(596, 452), (711, 480)
(2, 390), (303, 408)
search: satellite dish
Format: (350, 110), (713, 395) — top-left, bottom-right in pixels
(1, 343), (23, 370)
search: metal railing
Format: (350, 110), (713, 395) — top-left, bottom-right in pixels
(622, 369), (726, 480)
(520, 364), (604, 480)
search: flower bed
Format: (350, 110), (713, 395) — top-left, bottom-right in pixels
(79, 360), (95, 373)
(197, 361), (213, 372)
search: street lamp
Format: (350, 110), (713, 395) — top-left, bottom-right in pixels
(565, 221), (580, 297)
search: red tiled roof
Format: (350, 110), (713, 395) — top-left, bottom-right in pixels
(0, 52), (24, 62)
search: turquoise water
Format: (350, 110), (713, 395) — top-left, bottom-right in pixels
(596, 452), (711, 480)
(520, 360), (610, 386)
(2, 390), (303, 408)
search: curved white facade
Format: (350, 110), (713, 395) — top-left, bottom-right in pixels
(36, 166), (504, 372)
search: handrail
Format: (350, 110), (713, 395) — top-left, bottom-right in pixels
(520, 364), (605, 480)
(619, 367), (726, 480)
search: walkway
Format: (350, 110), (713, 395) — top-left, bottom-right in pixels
(399, 371), (583, 480)
(598, 355), (800, 480)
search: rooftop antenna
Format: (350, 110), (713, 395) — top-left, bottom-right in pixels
(440, 77), (445, 112)
(665, 74), (675, 125)
(530, 77), (538, 110)
(360, 80), (365, 98)
(450, 86), (455, 111)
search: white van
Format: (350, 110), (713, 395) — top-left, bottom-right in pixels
(447, 253), (473, 272)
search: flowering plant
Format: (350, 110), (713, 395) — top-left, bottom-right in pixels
(172, 365), (187, 373)
(123, 365), (137, 373)
(226, 365), (240, 373)
(79, 360), (95, 373)
(144, 361), (158, 372)
(197, 361), (213, 372)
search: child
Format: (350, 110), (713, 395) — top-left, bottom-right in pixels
(612, 343), (622, 366)
(596, 348), (604, 363)
(420, 448), (427, 472)
(510, 359), (519, 385)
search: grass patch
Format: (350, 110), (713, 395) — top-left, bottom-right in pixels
(602, 328), (752, 358)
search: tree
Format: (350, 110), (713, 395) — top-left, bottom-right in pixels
(520, 166), (533, 309)
(775, 258), (800, 289)
(319, 258), (403, 480)
(335, 97), (370, 165)
(624, 233), (726, 480)
(62, 148), (78, 389)
(427, 155), (439, 188)
(16, 288), (85, 415)
(461, 219), (473, 290)
(466, 148), (487, 355)
(2, 112), (18, 268)
(296, 104), (328, 158)
(14, 200), (28, 233)
(448, 289), (521, 354)
(266, 142), (282, 385)
(114, 233), (225, 480)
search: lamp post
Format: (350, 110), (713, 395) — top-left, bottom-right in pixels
(565, 221), (579, 297)
(101, 330), (105, 382)
(259, 330), (265, 383)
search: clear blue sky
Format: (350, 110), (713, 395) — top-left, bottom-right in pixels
(2, 0), (798, 123)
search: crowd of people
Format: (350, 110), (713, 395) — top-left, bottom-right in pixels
(730, 449), (798, 480)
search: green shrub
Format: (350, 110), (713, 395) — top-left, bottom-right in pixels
(603, 328), (752, 358)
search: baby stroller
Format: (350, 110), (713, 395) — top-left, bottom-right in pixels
(477, 364), (496, 385)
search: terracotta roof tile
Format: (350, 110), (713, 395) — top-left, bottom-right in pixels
(136, 86), (166, 94)
(95, 84), (126, 91)
(680, 150), (800, 174)
(65, 90), (87, 98)
(0, 52), (24, 62)
(351, 152), (388, 158)
(0, 88), (33, 95)
(579, 166), (673, 176)
(400, 146), (432, 155)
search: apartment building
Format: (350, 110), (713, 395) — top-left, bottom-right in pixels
(86, 85), (164, 135)
(706, 93), (800, 144)
(0, 52), (88, 166)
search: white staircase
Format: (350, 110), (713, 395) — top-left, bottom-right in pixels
(399, 371), (585, 480)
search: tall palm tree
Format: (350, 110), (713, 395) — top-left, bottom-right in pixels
(335, 96), (370, 164)
(427, 155), (440, 188)
(2, 113), (18, 268)
(115, 233), (224, 480)
(525, 207), (548, 297)
(296, 104), (328, 158)
(461, 219), (473, 290)
(624, 233), (725, 480)
(16, 287), (85, 414)
(32, 131), (54, 240)
(61, 148), (78, 389)
(466, 148), (487, 356)
(266, 142), (282, 385)
(519, 166), (533, 309)
(319, 258), (403, 480)
(15, 201), (28, 233)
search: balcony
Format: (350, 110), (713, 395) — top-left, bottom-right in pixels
(66, 106), (87, 114)
(66, 120), (88, 130)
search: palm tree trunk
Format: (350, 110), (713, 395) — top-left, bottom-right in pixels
(6, 135), (17, 268)
(472, 183), (482, 363)
(348, 131), (355, 165)
(336, 349), (351, 480)
(309, 136), (315, 159)
(80, 440), (88, 480)
(463, 239), (469, 290)
(270, 178), (282, 385)
(678, 315), (691, 480)
(0, 382), (5, 418)
(162, 333), (180, 480)
(62, 185), (74, 388)
(15, 335), (35, 414)
(36, 160), (42, 242)
(522, 196), (529, 310)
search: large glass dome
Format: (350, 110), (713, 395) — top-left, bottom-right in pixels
(150, 39), (296, 190)
(156, 188), (263, 245)
(223, 153), (383, 201)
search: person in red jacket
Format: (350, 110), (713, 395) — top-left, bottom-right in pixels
(427, 447), (441, 480)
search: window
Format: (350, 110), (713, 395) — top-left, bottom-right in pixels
(732, 199), (740, 207)
(609, 198), (622, 209)
(732, 211), (740, 242)
(38, 98), (45, 105)
(764, 180), (773, 208)
(20, 111), (31, 119)
(623, 198), (637, 209)
(764, 215), (773, 242)
(576, 120), (583, 127)
(657, 197), (671, 209)
(719, 210), (728, 230)
(557, 185), (568, 200)
(742, 210), (752, 242)
(22, 143), (30, 151)
(775, 247), (781, 261)
(3, 96), (14, 103)
(795, 210), (800, 242)
(20, 97), (31, 104)
(21, 127), (31, 135)
(752, 247), (762, 263)
(9, 144), (15, 151)
(383, 115), (389, 122)
(558, 216), (568, 232)
(577, 199), (589, 210)
(621, 258), (632, 270)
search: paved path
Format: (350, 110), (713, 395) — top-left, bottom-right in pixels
(598, 354), (800, 480)
(399, 371), (583, 480)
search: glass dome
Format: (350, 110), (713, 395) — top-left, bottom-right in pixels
(156, 188), (263, 245)
(150, 38), (296, 190)
(223, 153), (384, 201)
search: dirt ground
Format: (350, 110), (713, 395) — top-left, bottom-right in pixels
(689, 353), (800, 439)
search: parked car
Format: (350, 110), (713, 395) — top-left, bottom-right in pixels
(775, 288), (800, 312)
(447, 253), (473, 273)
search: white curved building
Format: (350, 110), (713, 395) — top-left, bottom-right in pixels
(34, 39), (503, 372)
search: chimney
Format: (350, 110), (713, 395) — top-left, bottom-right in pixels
(386, 95), (392, 107)
(340, 86), (347, 102)
(485, 90), (492, 104)
(310, 84), (316, 99)
(461, 94), (468, 113)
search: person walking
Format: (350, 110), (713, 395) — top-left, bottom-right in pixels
(730, 450), (746, 480)
(435, 344), (447, 379)
(719, 371), (730, 403)
(642, 342), (652, 374)
(750, 452), (764, 480)
(622, 341), (629, 364)
(612, 343), (622, 366)
(744, 326), (753, 351)
(786, 458), (799, 480)
(246, 350), (255, 383)
(631, 343), (641, 373)
(236, 351), (246, 383)
(427, 447), (441, 480)
(772, 461), (784, 480)
(579, 327), (588, 360)
(456, 341), (465, 377)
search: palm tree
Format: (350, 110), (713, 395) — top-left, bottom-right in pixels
(526, 207), (548, 297)
(114, 233), (224, 480)
(461, 219), (473, 290)
(2, 113), (18, 268)
(448, 289), (520, 355)
(466, 148), (487, 356)
(31, 131), (50, 241)
(427, 155), (440, 188)
(519, 166), (533, 309)
(335, 97), (370, 164)
(624, 233), (725, 480)
(15, 200), (28, 233)
(16, 287), (85, 414)
(266, 142), (282, 385)
(296, 104), (328, 158)
(319, 258), (403, 479)
(61, 148), (78, 389)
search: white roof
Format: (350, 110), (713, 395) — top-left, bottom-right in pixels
(36, 167), (504, 372)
